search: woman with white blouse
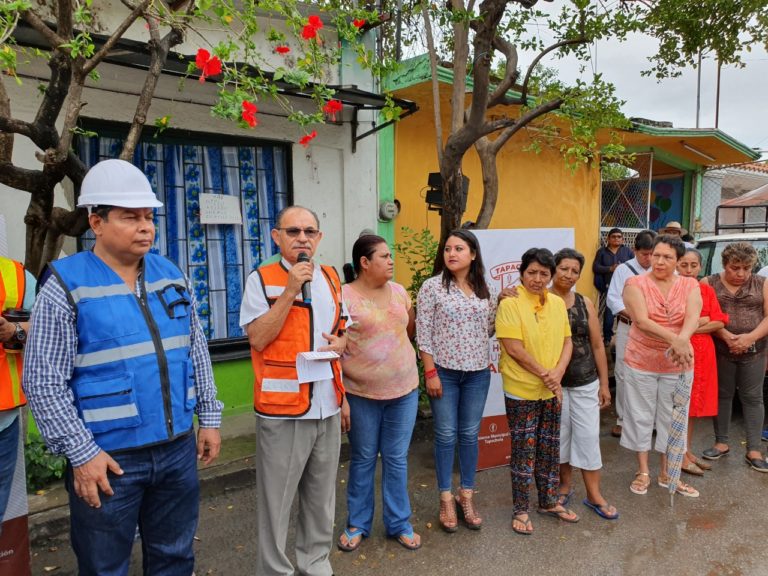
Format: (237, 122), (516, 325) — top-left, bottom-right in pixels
(416, 230), (498, 533)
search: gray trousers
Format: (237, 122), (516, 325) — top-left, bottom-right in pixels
(714, 354), (765, 453)
(614, 320), (631, 426)
(256, 414), (341, 576)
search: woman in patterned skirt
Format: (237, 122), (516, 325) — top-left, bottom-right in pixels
(496, 248), (576, 535)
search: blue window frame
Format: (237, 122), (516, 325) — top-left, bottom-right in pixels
(77, 128), (291, 343)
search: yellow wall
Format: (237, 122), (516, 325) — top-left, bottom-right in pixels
(392, 90), (602, 299)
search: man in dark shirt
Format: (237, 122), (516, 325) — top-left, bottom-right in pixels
(592, 228), (633, 345)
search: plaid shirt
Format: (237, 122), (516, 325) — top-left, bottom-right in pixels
(23, 272), (223, 467)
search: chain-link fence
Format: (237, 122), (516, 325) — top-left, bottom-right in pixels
(698, 161), (768, 238)
(599, 152), (653, 245)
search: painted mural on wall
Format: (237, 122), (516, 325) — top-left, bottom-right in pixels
(649, 176), (684, 231)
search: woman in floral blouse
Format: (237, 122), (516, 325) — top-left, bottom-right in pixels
(416, 229), (498, 533)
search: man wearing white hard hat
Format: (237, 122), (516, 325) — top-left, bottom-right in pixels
(23, 159), (223, 575)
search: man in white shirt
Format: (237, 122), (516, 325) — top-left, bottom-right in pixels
(606, 229), (656, 438)
(240, 205), (349, 576)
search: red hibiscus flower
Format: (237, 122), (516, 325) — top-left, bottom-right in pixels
(275, 45), (291, 55)
(353, 19), (366, 28)
(302, 15), (324, 41)
(242, 100), (258, 128)
(322, 99), (343, 121)
(299, 130), (318, 147)
(195, 48), (222, 83)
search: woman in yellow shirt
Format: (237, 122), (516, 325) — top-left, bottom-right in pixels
(497, 247), (575, 535)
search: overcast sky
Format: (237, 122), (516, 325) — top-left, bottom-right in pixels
(522, 29), (768, 158)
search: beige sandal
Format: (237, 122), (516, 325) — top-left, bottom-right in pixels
(630, 472), (650, 495)
(439, 495), (458, 533)
(455, 488), (483, 530)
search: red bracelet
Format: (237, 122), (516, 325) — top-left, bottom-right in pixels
(424, 368), (438, 380)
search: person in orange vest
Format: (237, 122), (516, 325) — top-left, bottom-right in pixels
(0, 256), (36, 532)
(240, 205), (349, 576)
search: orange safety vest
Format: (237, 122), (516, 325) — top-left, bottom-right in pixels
(251, 261), (346, 417)
(0, 257), (27, 409)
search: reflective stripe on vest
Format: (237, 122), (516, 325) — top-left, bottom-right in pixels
(0, 258), (27, 409)
(251, 261), (346, 417)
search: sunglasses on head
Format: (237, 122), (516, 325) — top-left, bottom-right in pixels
(277, 227), (320, 239)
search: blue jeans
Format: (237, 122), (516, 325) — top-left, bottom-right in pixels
(429, 366), (491, 492)
(0, 414), (20, 531)
(346, 390), (417, 537)
(67, 432), (199, 576)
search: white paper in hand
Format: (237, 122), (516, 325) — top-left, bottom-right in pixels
(296, 351), (339, 383)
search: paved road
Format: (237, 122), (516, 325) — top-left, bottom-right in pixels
(30, 409), (768, 576)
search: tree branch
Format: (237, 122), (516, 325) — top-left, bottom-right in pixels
(487, 35), (519, 108)
(519, 37), (587, 103)
(83, 0), (153, 75)
(121, 15), (184, 159)
(20, 9), (66, 48)
(0, 163), (45, 193)
(421, 1), (444, 165)
(487, 97), (564, 146)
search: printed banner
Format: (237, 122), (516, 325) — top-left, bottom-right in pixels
(474, 229), (575, 470)
(0, 417), (31, 576)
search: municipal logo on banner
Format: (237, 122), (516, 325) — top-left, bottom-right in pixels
(474, 228), (575, 470)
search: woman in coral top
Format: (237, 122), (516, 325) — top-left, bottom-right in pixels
(621, 235), (702, 497)
(676, 248), (728, 476)
(337, 235), (421, 552)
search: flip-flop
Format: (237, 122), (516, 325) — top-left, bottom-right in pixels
(582, 498), (619, 520)
(512, 514), (533, 535)
(337, 527), (365, 552)
(658, 477), (700, 498)
(391, 530), (421, 551)
(537, 507), (580, 523)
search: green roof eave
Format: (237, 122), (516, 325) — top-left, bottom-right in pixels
(386, 53), (527, 103)
(631, 122), (760, 162)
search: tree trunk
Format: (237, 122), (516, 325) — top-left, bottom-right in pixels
(474, 136), (498, 229)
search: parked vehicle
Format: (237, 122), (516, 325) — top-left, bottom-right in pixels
(696, 232), (768, 277)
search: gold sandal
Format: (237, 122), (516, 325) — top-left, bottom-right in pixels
(455, 488), (483, 530)
(439, 495), (458, 533)
(630, 472), (650, 495)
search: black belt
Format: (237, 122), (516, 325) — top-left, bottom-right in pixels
(617, 315), (632, 326)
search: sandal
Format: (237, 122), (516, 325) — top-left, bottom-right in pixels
(693, 457), (712, 471)
(392, 530), (421, 551)
(658, 476), (700, 498)
(630, 472), (650, 495)
(439, 494), (458, 533)
(537, 506), (580, 523)
(337, 527), (365, 552)
(512, 514), (533, 535)
(455, 488), (483, 530)
(582, 498), (619, 520)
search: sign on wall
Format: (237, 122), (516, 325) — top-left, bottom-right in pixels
(473, 228), (575, 470)
(200, 193), (242, 225)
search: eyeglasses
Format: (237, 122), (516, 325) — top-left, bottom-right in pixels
(276, 227), (320, 239)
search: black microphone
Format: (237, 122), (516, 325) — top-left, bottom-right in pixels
(297, 252), (312, 303)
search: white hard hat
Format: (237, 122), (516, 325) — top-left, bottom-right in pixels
(77, 159), (163, 208)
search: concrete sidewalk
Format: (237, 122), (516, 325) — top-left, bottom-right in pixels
(28, 407), (768, 575)
(27, 410), (263, 544)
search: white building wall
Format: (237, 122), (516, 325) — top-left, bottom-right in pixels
(0, 9), (380, 271)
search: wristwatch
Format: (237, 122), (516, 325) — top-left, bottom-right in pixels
(12, 322), (26, 344)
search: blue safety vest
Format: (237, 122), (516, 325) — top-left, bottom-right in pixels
(50, 251), (196, 452)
